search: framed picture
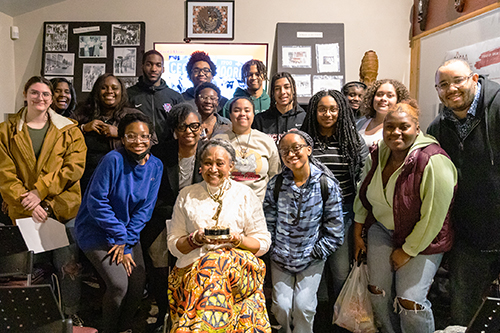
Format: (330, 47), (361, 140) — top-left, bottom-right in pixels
(186, 1), (234, 40)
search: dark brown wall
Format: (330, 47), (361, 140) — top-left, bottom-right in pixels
(412, 0), (498, 37)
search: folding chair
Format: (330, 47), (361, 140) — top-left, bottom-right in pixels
(0, 284), (72, 332)
(0, 225), (34, 285)
(466, 297), (500, 333)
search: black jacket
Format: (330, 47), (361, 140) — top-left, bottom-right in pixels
(252, 105), (306, 143)
(427, 76), (500, 250)
(127, 77), (183, 138)
(142, 140), (203, 247)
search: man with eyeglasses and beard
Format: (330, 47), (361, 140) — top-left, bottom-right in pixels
(427, 58), (500, 326)
(128, 50), (183, 138)
(182, 51), (229, 113)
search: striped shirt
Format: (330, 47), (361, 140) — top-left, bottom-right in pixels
(313, 137), (355, 204)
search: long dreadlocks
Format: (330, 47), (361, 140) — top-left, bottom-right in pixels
(301, 89), (365, 182)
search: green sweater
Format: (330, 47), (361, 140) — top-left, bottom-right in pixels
(354, 132), (457, 256)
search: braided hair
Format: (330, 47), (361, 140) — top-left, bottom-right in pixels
(301, 89), (364, 183)
(241, 59), (267, 82)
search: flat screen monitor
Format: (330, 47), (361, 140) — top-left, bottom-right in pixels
(154, 42), (268, 100)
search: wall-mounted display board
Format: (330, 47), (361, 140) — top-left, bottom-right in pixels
(42, 21), (146, 103)
(276, 23), (345, 105)
(154, 42), (267, 99)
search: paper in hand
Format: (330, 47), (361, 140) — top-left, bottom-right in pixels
(16, 217), (70, 254)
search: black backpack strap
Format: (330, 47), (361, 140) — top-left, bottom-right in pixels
(273, 173), (284, 203)
(320, 173), (329, 204)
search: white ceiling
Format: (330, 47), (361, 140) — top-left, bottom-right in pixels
(0, 0), (66, 17)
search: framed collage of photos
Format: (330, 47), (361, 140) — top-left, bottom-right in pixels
(42, 21), (145, 102)
(276, 23), (345, 105)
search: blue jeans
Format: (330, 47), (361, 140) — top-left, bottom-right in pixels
(326, 203), (353, 305)
(367, 222), (442, 333)
(271, 259), (325, 333)
(34, 218), (81, 315)
(449, 239), (500, 326)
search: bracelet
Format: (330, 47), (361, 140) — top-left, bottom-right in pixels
(187, 232), (201, 249)
(233, 234), (243, 248)
(191, 230), (204, 247)
(80, 123), (86, 133)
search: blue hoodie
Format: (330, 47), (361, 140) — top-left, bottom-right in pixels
(75, 148), (163, 254)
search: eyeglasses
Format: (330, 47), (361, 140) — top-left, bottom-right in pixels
(124, 133), (152, 143)
(198, 95), (219, 103)
(279, 144), (308, 156)
(29, 90), (52, 99)
(435, 73), (474, 91)
(317, 106), (339, 115)
(192, 68), (212, 75)
(177, 122), (201, 132)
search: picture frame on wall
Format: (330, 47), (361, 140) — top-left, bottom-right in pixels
(186, 1), (234, 40)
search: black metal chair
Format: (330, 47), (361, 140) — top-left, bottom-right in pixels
(0, 225), (34, 285)
(0, 284), (72, 332)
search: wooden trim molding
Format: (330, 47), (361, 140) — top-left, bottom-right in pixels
(410, 2), (500, 99)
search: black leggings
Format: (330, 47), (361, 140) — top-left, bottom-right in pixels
(85, 243), (145, 333)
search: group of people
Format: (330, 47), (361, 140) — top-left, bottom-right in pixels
(0, 47), (497, 333)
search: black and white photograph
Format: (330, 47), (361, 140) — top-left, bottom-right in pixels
(45, 23), (68, 52)
(120, 77), (139, 89)
(112, 24), (141, 46)
(44, 53), (74, 75)
(79, 36), (107, 58)
(292, 74), (312, 97)
(113, 48), (136, 76)
(82, 63), (106, 92)
(44, 76), (73, 84)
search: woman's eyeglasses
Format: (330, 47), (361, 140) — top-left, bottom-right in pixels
(177, 122), (201, 132)
(317, 106), (339, 115)
(279, 144), (308, 156)
(124, 133), (152, 143)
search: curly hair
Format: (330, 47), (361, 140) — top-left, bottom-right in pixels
(301, 90), (365, 182)
(186, 51), (217, 79)
(269, 72), (297, 112)
(117, 112), (153, 138)
(72, 73), (129, 124)
(241, 59), (267, 82)
(362, 79), (409, 119)
(50, 77), (77, 114)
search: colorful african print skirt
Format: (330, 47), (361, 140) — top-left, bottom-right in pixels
(168, 248), (271, 333)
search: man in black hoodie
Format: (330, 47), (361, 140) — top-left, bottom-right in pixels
(128, 50), (183, 138)
(252, 72), (305, 143)
(427, 58), (500, 326)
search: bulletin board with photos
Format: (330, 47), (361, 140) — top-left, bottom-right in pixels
(42, 21), (146, 103)
(276, 23), (345, 105)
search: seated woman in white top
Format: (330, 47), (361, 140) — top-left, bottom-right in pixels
(167, 138), (271, 332)
(357, 79), (410, 147)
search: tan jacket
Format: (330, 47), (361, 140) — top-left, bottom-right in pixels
(0, 107), (87, 223)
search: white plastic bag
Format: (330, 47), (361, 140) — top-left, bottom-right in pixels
(333, 263), (377, 333)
